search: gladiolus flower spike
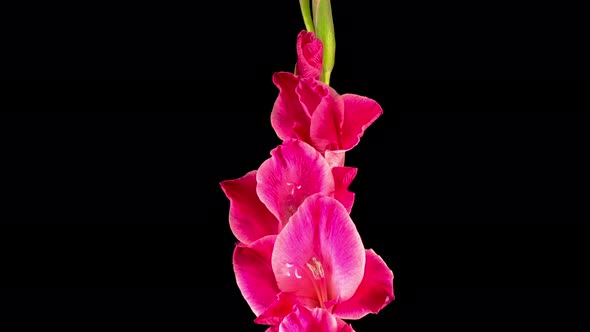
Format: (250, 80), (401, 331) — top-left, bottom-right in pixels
(220, 4), (394, 331)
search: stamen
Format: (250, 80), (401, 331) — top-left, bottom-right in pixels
(305, 257), (325, 279)
(305, 256), (329, 308)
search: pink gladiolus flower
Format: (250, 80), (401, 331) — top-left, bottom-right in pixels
(296, 30), (323, 80)
(220, 139), (357, 245)
(270, 72), (383, 166)
(232, 194), (394, 328)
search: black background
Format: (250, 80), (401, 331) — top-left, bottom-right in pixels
(2, 1), (589, 79)
(2, 1), (589, 331)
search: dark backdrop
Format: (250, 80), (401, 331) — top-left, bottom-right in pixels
(2, 1), (589, 332)
(3, 1), (588, 79)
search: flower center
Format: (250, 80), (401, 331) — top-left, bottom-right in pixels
(305, 256), (329, 308)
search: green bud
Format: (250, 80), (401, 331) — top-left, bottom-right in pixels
(299, 0), (315, 33)
(312, 0), (335, 85)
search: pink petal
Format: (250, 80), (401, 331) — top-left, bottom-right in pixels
(332, 166), (358, 213)
(332, 249), (395, 320)
(255, 292), (299, 326)
(272, 194), (366, 305)
(296, 77), (329, 121)
(256, 139), (335, 228)
(278, 305), (355, 332)
(220, 170), (279, 245)
(233, 235), (280, 317)
(309, 86), (345, 153)
(271, 72), (312, 142)
(296, 30), (323, 80)
(339, 94), (383, 151)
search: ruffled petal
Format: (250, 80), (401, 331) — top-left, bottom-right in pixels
(220, 170), (279, 244)
(257, 139), (335, 228)
(271, 72), (312, 142)
(233, 235), (280, 316)
(332, 249), (395, 320)
(309, 86), (345, 153)
(332, 166), (358, 213)
(272, 194), (365, 304)
(278, 305), (355, 332)
(296, 30), (323, 80)
(339, 94), (383, 151)
(296, 77), (328, 120)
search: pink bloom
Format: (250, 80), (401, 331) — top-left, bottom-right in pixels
(220, 139), (357, 245)
(270, 72), (383, 166)
(296, 30), (323, 81)
(232, 194), (394, 328)
(256, 139), (334, 228)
